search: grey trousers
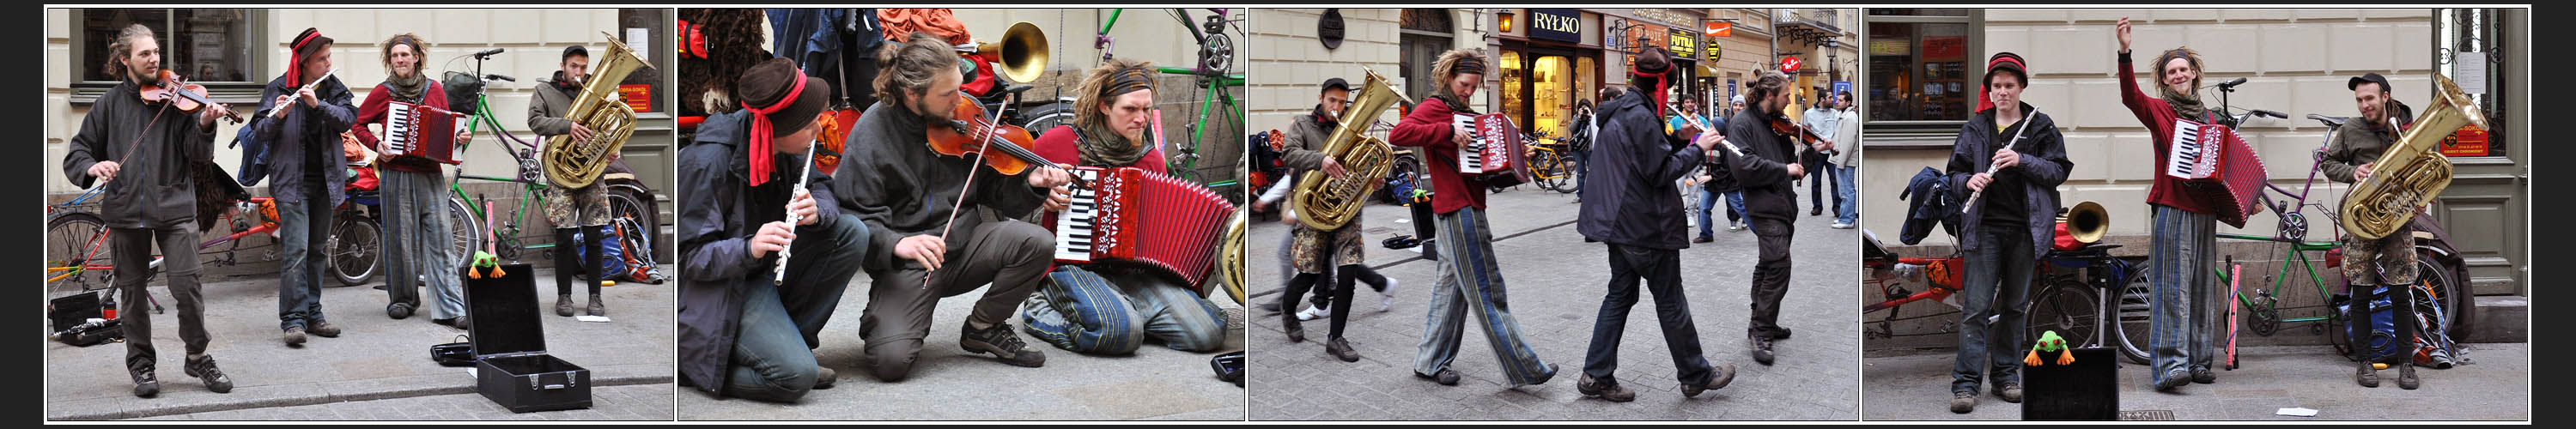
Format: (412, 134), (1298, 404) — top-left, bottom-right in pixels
(112, 226), (210, 372)
(379, 168), (464, 320)
(857, 220), (1054, 381)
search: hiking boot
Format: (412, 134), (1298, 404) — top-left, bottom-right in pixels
(2191, 366), (2215, 384)
(1692, 236), (1714, 244)
(1811, 208), (1824, 216)
(1681, 364), (1738, 397)
(586, 294), (606, 317)
(1281, 313), (1305, 343)
(813, 366), (836, 390)
(2355, 361), (2380, 388)
(1577, 374), (1637, 402)
(387, 302), (414, 319)
(1994, 382), (2022, 403)
(185, 354), (233, 394)
(1325, 337), (1360, 362)
(283, 325), (307, 347)
(1416, 369), (1460, 385)
(2397, 362), (2419, 390)
(2156, 369), (2192, 390)
(1950, 391), (1977, 414)
(960, 321), (1046, 367)
(131, 366), (160, 397)
(1751, 338), (1777, 366)
(307, 320), (341, 338)
(555, 293), (575, 317)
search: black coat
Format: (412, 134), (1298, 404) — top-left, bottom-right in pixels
(62, 81), (222, 230)
(250, 74), (356, 205)
(1719, 106), (1800, 222)
(831, 100), (1047, 273)
(675, 109), (842, 393)
(1945, 103), (2072, 260)
(1577, 91), (1705, 250)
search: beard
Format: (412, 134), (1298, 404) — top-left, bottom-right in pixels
(128, 61), (160, 85)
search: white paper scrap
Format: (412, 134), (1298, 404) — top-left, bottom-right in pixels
(2275, 408), (2318, 417)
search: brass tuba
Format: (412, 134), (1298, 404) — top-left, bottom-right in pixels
(542, 33), (648, 189)
(965, 21), (1049, 84)
(1289, 69), (1410, 231)
(2060, 201), (2110, 245)
(1216, 210), (1245, 305)
(2341, 74), (2483, 239)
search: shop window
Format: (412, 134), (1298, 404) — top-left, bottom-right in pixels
(1864, 9), (1978, 127)
(78, 9), (257, 84)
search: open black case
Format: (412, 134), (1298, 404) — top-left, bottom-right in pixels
(463, 263), (592, 413)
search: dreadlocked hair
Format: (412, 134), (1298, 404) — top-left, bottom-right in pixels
(1074, 57), (1156, 130)
(2154, 46), (2204, 91)
(873, 32), (955, 105)
(677, 9), (769, 116)
(380, 33), (426, 76)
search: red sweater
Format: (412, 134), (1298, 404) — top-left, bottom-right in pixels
(2117, 51), (2221, 216)
(1030, 124), (1167, 174)
(1386, 97), (1485, 214)
(351, 81), (449, 174)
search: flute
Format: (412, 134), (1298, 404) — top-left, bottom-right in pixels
(1959, 119), (2033, 214)
(775, 142), (817, 283)
(270, 69), (337, 119)
(1664, 103), (1746, 158)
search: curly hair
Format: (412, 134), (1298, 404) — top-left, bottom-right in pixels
(677, 9), (769, 116)
(1430, 48), (1485, 100)
(380, 33), (426, 77)
(1074, 57), (1155, 130)
(872, 32), (956, 105)
(2154, 45), (2203, 91)
(101, 24), (155, 80)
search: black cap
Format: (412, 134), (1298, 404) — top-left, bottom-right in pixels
(2348, 72), (2393, 93)
(1321, 77), (1352, 94)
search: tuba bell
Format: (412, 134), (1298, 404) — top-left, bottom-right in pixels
(963, 21), (1048, 84)
(2060, 201), (2110, 245)
(1216, 210), (1246, 305)
(1289, 69), (1410, 231)
(2341, 74), (2483, 239)
(541, 33), (648, 190)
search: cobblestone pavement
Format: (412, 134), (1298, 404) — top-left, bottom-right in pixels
(1861, 342), (2529, 421)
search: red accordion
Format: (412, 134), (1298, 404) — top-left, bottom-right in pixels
(2163, 119), (2267, 227)
(383, 101), (464, 166)
(1044, 166), (1238, 291)
(1453, 113), (1531, 186)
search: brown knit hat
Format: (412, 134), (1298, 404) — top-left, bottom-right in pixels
(737, 57), (829, 186)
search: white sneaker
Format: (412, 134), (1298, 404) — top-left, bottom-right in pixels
(1728, 221), (1745, 232)
(1296, 304), (1330, 321)
(1378, 278), (1401, 312)
(1831, 222), (1855, 229)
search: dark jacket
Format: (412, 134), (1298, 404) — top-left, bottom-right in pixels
(832, 100), (1048, 273)
(529, 71), (583, 138)
(2320, 118), (2400, 184)
(1946, 104), (2072, 260)
(63, 80), (222, 229)
(1719, 104), (1800, 222)
(252, 74), (357, 205)
(1277, 106), (1337, 172)
(1577, 90), (1706, 250)
(675, 109), (842, 393)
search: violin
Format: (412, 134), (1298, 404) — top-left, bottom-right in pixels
(138, 70), (243, 124)
(1769, 116), (1831, 151)
(924, 92), (1090, 189)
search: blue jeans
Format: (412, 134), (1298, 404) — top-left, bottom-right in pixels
(1955, 227), (2032, 393)
(1571, 150), (1590, 196)
(1833, 164), (1858, 225)
(1725, 191), (1749, 233)
(379, 169), (465, 320)
(277, 189), (332, 330)
(1024, 266), (1230, 354)
(1694, 188), (1721, 239)
(2148, 205), (2218, 387)
(723, 214), (868, 402)
(1414, 207), (1556, 385)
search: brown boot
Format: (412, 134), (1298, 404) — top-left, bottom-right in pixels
(555, 293), (575, 317)
(586, 294), (606, 317)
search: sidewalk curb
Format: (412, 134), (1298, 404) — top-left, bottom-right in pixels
(50, 364), (672, 420)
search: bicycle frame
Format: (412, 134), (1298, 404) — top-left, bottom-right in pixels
(447, 57), (556, 257)
(1102, 9), (1244, 191)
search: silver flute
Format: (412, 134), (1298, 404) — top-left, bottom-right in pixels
(271, 69), (337, 118)
(1664, 103), (1746, 158)
(775, 142), (817, 283)
(1959, 118), (2033, 215)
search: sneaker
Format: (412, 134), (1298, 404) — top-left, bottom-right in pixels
(586, 294), (607, 317)
(1377, 278), (1400, 312)
(307, 320), (341, 338)
(2354, 361), (2379, 388)
(2156, 369), (2192, 391)
(1577, 374), (1637, 402)
(1950, 391), (1977, 414)
(555, 293), (575, 317)
(131, 366), (160, 397)
(2191, 366), (2216, 384)
(813, 366), (836, 390)
(961, 321), (1047, 367)
(1692, 236), (1714, 244)
(2397, 362), (2419, 390)
(1325, 337), (1360, 362)
(1680, 364), (1738, 397)
(1416, 369), (1461, 385)
(1729, 221), (1745, 232)
(283, 325), (307, 347)
(1993, 382), (2022, 403)
(1831, 222), (1855, 229)
(185, 354), (233, 394)
(387, 302), (414, 319)
(1296, 303), (1329, 321)
(1751, 338), (1776, 366)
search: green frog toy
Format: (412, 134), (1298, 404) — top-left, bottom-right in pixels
(2024, 330), (2075, 366)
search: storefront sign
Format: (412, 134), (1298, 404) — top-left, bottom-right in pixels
(1782, 57), (1802, 73)
(1630, 9), (1698, 27)
(1868, 38), (1909, 57)
(1705, 21), (1733, 38)
(1925, 36), (1966, 62)
(1832, 81), (1852, 99)
(1528, 9), (1583, 44)
(2440, 124), (2490, 157)
(1668, 27), (1698, 58)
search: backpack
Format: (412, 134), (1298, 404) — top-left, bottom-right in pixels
(2337, 285), (2458, 366)
(573, 227), (628, 281)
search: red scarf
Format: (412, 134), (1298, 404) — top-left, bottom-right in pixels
(1631, 68), (1669, 113)
(287, 30), (322, 87)
(741, 75), (807, 187)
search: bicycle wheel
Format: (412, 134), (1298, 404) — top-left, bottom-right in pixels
(2029, 280), (2102, 351)
(46, 211), (118, 293)
(1534, 150), (1571, 193)
(606, 185), (658, 261)
(328, 215), (382, 287)
(2111, 261), (2154, 365)
(447, 197), (483, 272)
(2415, 247), (2473, 341)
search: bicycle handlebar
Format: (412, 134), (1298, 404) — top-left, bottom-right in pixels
(487, 74), (515, 82)
(473, 48), (504, 59)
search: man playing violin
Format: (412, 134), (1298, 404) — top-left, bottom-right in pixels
(1720, 69), (1809, 367)
(1018, 57), (1231, 355)
(833, 32), (1072, 381)
(63, 23), (237, 398)
(677, 57), (866, 402)
(250, 27), (356, 348)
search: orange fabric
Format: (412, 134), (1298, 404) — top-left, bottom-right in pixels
(877, 9), (972, 45)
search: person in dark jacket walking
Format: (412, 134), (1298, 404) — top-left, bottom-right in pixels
(832, 33), (1072, 381)
(1722, 69), (1810, 366)
(64, 24), (238, 397)
(1572, 45), (1739, 402)
(252, 27), (356, 347)
(1943, 51), (2073, 414)
(675, 57), (866, 402)
(1394, 48), (1558, 389)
